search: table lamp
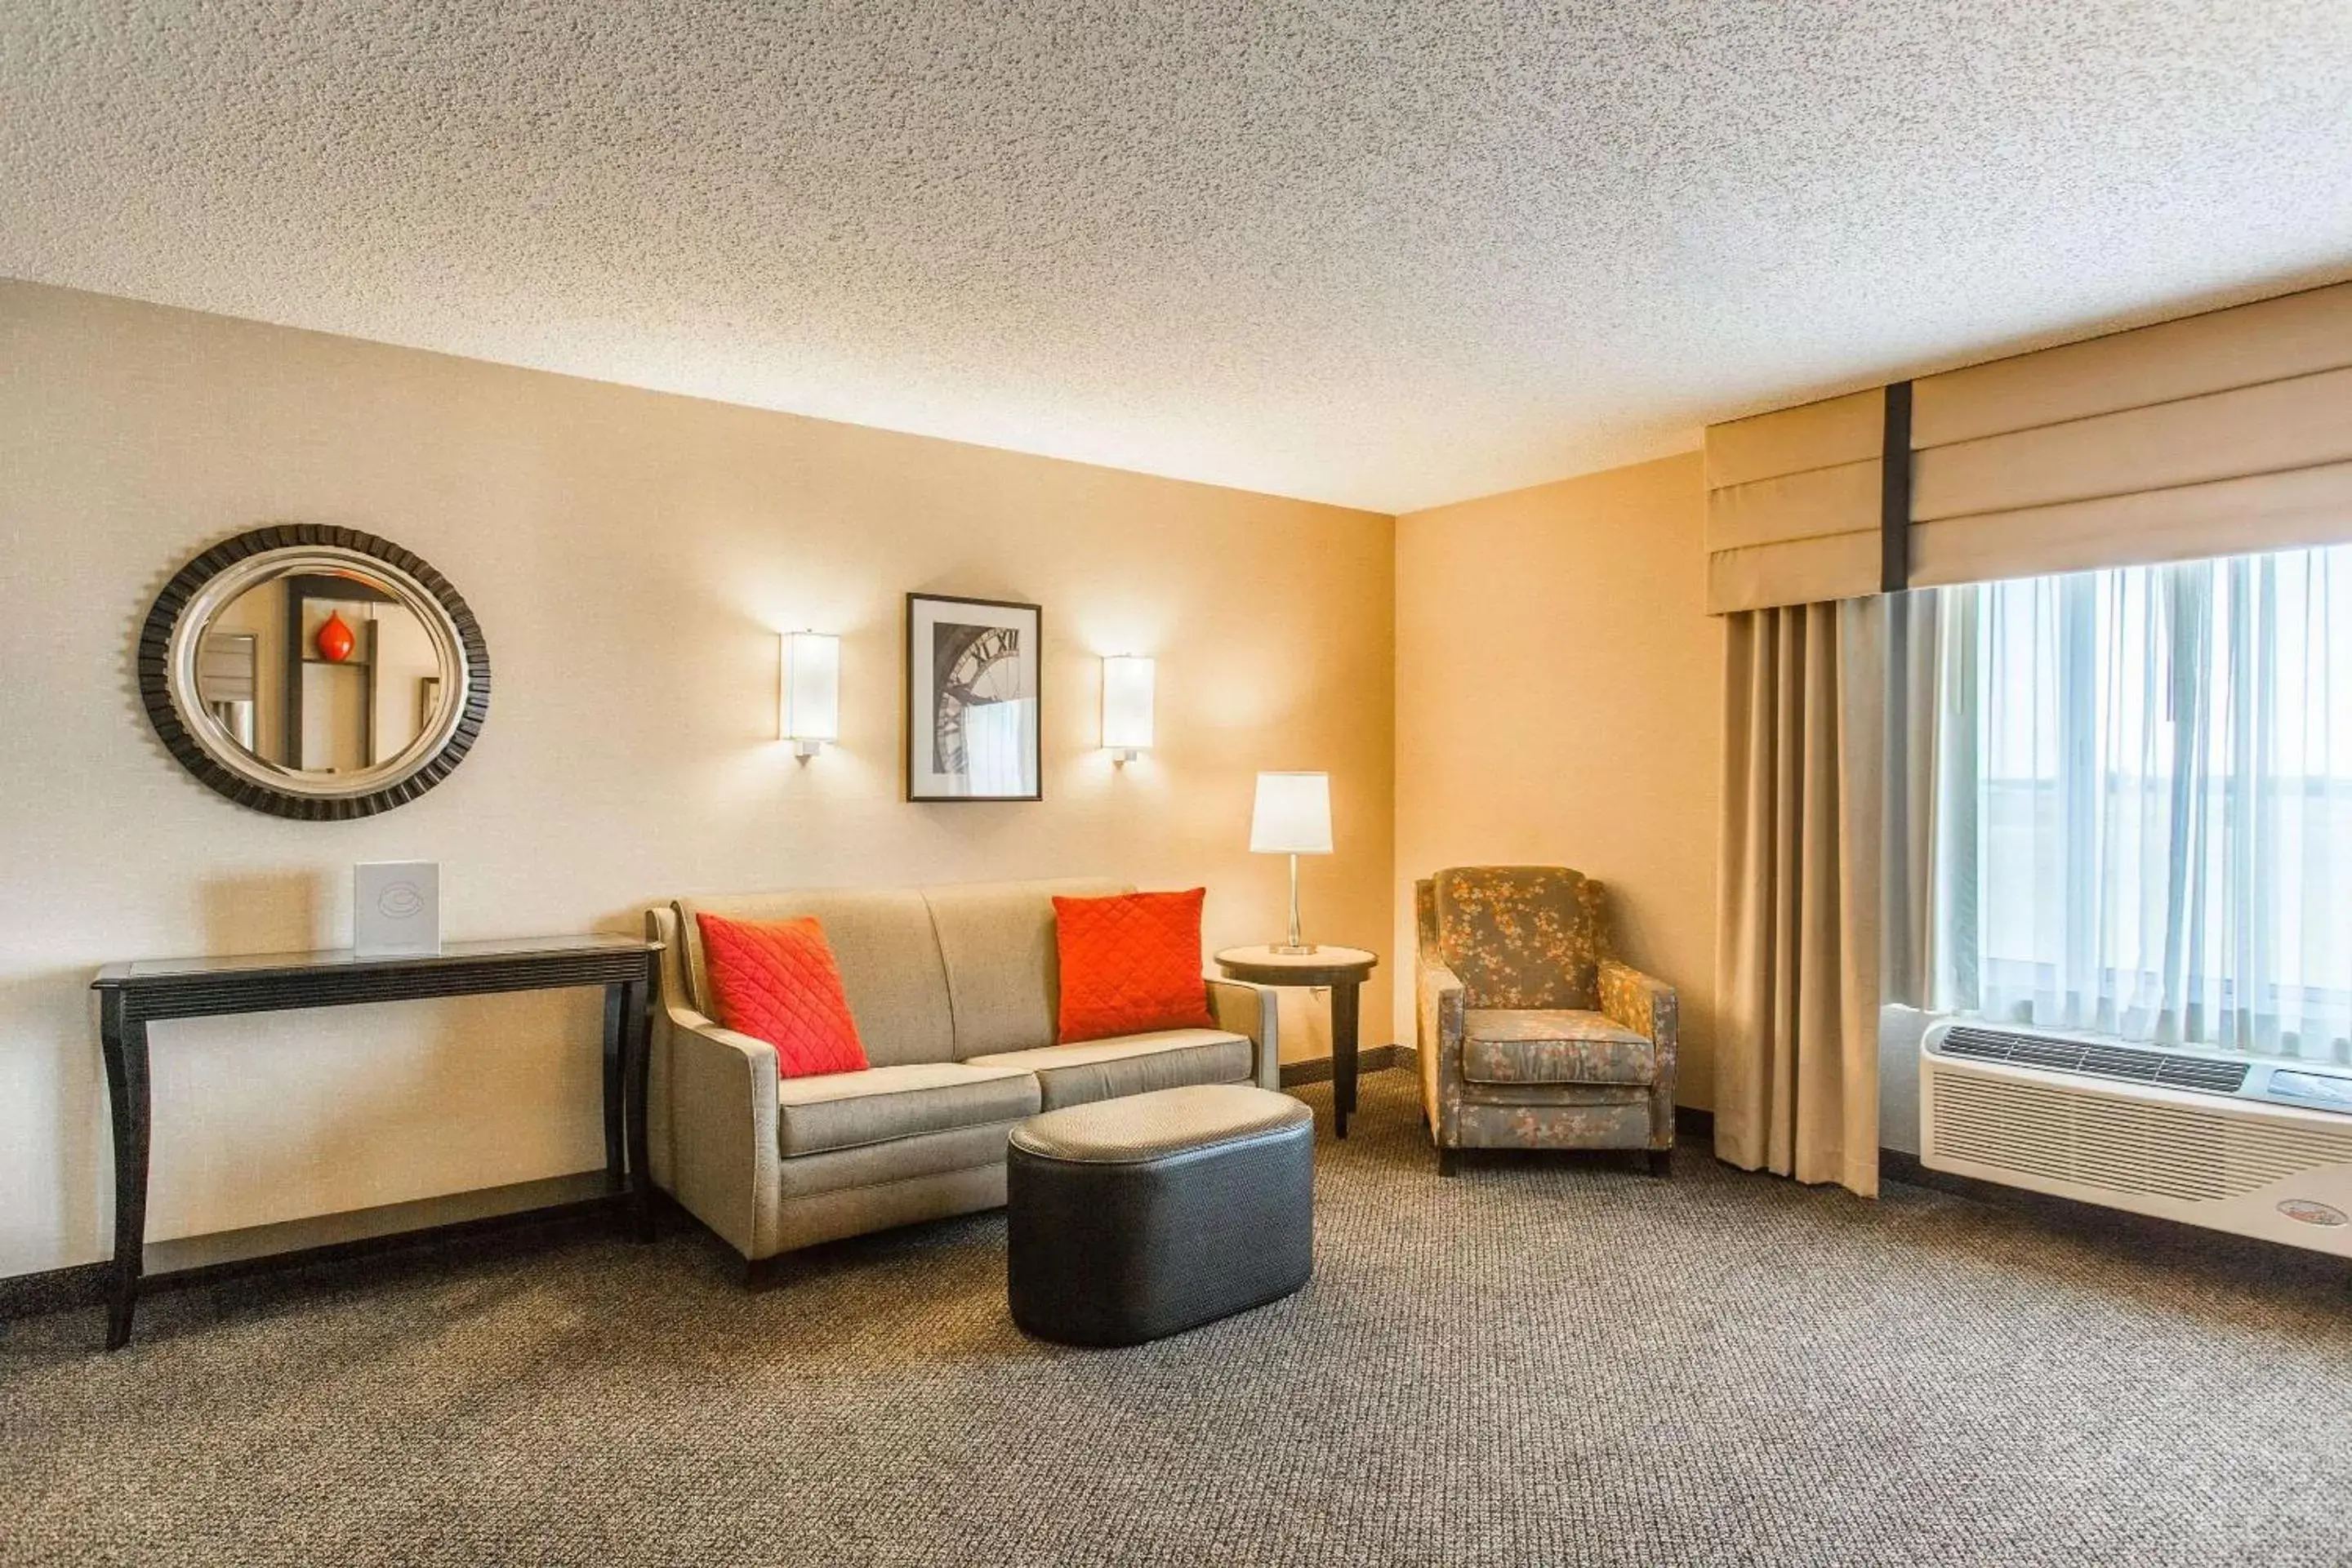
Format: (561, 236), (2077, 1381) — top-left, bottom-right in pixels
(1250, 771), (1332, 955)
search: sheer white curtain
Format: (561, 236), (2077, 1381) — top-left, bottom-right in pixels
(1929, 546), (2352, 1063)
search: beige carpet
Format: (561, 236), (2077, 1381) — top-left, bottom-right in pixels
(5, 1072), (2350, 1567)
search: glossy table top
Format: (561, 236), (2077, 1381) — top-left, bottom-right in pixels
(94, 933), (656, 986)
(1214, 943), (1378, 973)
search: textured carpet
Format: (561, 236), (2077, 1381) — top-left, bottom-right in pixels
(5, 1072), (2350, 1568)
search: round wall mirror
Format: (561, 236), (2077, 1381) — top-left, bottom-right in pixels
(139, 526), (491, 819)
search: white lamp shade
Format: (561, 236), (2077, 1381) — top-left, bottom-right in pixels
(1102, 655), (1155, 752)
(1250, 771), (1332, 854)
(781, 631), (840, 744)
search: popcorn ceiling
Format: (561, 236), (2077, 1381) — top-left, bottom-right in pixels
(3, 2), (2347, 511)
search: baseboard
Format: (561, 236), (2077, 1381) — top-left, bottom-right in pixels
(0, 1260), (109, 1321)
(1281, 1043), (1411, 1087)
(0, 1180), (628, 1325)
(16, 1078), (2281, 1321)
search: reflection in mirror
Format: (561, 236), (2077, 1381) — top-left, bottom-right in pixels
(193, 568), (453, 777)
(142, 527), (488, 820)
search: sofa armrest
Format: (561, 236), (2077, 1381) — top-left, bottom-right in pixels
(1206, 977), (1283, 1090)
(649, 901), (783, 1261)
(664, 1004), (783, 1260)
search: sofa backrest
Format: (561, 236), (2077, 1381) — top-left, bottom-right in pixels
(671, 876), (1129, 1064)
(676, 886), (955, 1067)
(922, 878), (1127, 1056)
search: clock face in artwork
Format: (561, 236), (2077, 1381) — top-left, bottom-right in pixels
(907, 595), (1041, 800)
(933, 623), (1028, 774)
(947, 626), (1025, 703)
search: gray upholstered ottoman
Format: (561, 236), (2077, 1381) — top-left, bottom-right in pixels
(1006, 1083), (1313, 1346)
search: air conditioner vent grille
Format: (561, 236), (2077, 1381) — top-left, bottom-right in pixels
(1926, 1064), (2352, 1203)
(1936, 1026), (2250, 1094)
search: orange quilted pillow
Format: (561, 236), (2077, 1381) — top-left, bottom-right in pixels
(696, 913), (869, 1079)
(1053, 889), (1217, 1045)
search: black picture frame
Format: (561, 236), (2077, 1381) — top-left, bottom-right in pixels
(904, 591), (1044, 803)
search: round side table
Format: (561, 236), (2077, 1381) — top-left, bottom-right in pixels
(1214, 945), (1379, 1137)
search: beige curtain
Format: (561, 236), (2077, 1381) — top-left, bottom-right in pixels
(1714, 597), (1883, 1196)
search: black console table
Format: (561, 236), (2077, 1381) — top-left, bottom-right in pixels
(91, 934), (660, 1349)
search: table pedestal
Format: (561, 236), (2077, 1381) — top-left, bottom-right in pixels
(1213, 945), (1379, 1138)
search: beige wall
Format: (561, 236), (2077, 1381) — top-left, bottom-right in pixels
(0, 281), (1394, 1279)
(1393, 452), (1722, 1107)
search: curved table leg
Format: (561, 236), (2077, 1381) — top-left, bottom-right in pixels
(621, 973), (655, 1242)
(100, 998), (150, 1351)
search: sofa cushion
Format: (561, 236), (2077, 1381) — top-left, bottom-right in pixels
(775, 1062), (1041, 1157)
(777, 1120), (1029, 1199)
(923, 878), (1128, 1058)
(696, 914), (869, 1080)
(1052, 889), (1217, 1044)
(1460, 1009), (1654, 1086)
(967, 1029), (1252, 1110)
(679, 889), (955, 1067)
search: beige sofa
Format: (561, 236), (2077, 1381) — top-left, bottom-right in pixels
(645, 878), (1281, 1271)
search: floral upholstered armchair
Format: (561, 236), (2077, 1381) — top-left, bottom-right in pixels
(1415, 867), (1677, 1177)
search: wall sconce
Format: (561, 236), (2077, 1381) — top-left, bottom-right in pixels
(1102, 654), (1155, 764)
(781, 630), (840, 758)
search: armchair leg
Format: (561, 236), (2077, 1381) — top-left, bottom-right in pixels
(1647, 1148), (1673, 1178)
(1437, 1148), (1460, 1178)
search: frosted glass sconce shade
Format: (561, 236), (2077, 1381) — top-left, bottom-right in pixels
(782, 631), (840, 757)
(1102, 655), (1155, 762)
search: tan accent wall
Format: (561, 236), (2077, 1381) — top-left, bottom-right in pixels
(0, 281), (1393, 1276)
(1394, 452), (1721, 1107)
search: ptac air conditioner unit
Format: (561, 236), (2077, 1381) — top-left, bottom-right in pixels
(1920, 1019), (2352, 1257)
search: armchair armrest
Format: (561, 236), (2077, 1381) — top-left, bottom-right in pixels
(1206, 977), (1283, 1090)
(1599, 959), (1679, 1153)
(1416, 958), (1468, 1147)
(1417, 960), (1466, 1051)
(1597, 959), (1677, 1048)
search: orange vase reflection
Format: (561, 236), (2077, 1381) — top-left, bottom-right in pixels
(316, 611), (357, 663)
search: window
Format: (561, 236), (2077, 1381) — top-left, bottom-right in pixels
(1927, 546), (2352, 1062)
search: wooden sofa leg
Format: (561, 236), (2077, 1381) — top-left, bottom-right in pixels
(1437, 1148), (1460, 1178)
(1648, 1148), (1673, 1178)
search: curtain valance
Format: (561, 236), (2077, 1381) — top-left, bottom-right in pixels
(1704, 281), (2352, 613)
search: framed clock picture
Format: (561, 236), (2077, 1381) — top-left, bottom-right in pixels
(905, 592), (1043, 801)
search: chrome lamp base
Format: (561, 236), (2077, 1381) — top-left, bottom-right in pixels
(1271, 853), (1318, 956)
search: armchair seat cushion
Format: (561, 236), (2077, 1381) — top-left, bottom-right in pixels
(1461, 1009), (1654, 1086)
(776, 1062), (1042, 1157)
(969, 1029), (1251, 1110)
